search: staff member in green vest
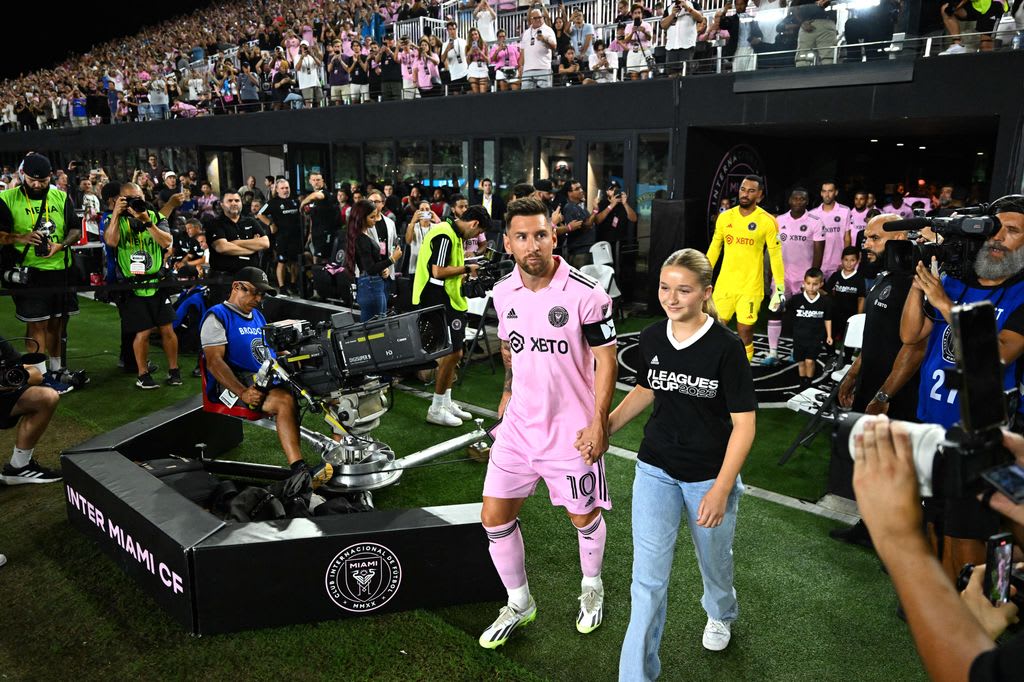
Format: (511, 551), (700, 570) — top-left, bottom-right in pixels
(412, 204), (490, 427)
(104, 182), (182, 390)
(0, 153), (82, 394)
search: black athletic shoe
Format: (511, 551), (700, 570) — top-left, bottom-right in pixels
(136, 373), (160, 390)
(166, 369), (183, 386)
(1, 458), (62, 485)
(829, 520), (874, 549)
(191, 366), (202, 378)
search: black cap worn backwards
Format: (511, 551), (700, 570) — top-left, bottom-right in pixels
(233, 266), (278, 296)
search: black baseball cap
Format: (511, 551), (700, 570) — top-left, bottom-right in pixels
(22, 153), (52, 180)
(533, 178), (553, 193)
(233, 266), (278, 296)
(607, 180), (621, 190)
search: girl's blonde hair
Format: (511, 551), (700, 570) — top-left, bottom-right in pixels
(661, 248), (718, 320)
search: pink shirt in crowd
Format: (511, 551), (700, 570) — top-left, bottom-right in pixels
(489, 43), (520, 69)
(775, 210), (825, 296)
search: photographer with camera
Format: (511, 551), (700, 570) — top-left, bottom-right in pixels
(900, 196), (1024, 578)
(852, 417), (1023, 682)
(412, 204), (491, 427)
(105, 183), (183, 390)
(0, 335), (61, 485)
(0, 153), (82, 395)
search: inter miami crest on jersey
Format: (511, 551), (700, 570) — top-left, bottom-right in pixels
(548, 306), (569, 328)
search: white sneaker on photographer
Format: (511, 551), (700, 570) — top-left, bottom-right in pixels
(445, 399), (472, 420)
(427, 405), (462, 427)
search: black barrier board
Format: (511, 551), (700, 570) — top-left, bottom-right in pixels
(63, 395), (243, 459)
(191, 503), (503, 634)
(61, 451), (225, 632)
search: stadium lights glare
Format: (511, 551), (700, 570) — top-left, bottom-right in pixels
(896, 143), (904, 147)
(919, 146), (927, 150)
(869, 139), (879, 143)
(977, 151), (985, 156)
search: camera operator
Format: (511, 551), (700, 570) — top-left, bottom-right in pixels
(0, 153), (81, 394)
(832, 214), (926, 546)
(201, 268), (311, 478)
(105, 183), (183, 390)
(853, 418), (1023, 682)
(900, 196), (1024, 576)
(0, 335), (61, 485)
(412, 204), (491, 427)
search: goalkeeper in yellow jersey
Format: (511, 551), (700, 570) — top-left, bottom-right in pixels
(706, 175), (786, 362)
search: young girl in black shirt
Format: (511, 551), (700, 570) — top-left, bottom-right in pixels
(604, 248), (756, 677)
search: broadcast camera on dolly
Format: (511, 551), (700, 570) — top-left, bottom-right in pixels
(240, 304), (487, 494)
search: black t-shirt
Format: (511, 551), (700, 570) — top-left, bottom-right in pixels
(206, 214), (267, 274)
(636, 318), (757, 482)
(350, 57), (369, 85)
(258, 197), (302, 246)
(969, 632), (1024, 681)
(378, 50), (402, 81)
(306, 193), (340, 238)
(825, 269), (866, 326)
(852, 271), (919, 418)
(789, 292), (831, 345)
(595, 198), (631, 243)
(426, 233), (454, 269)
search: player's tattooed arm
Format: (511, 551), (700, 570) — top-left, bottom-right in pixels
(498, 340), (513, 417)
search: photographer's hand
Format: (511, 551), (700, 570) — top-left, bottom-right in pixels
(983, 431), (1024, 527)
(914, 259), (953, 323)
(11, 230), (42, 246)
(961, 563), (1020, 639)
(852, 416), (923, 547)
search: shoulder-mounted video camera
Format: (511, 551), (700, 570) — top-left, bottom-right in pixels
(882, 202), (1005, 280)
(462, 247), (514, 299)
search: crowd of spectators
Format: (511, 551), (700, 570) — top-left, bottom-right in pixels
(6, 0), (1019, 131)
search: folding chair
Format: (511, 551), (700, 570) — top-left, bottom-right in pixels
(590, 241), (614, 267)
(581, 263), (624, 319)
(457, 293), (495, 384)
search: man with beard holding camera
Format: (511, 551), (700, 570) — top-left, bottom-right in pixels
(412, 204), (491, 427)
(105, 183), (182, 390)
(832, 214), (925, 547)
(0, 153), (81, 394)
(901, 195), (1024, 579)
(853, 418), (1024, 682)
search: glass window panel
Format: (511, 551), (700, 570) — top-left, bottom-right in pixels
(397, 140), (428, 187)
(636, 134), (670, 258)
(333, 144), (361, 191)
(540, 136), (574, 194)
(432, 139), (469, 193)
(472, 139), (497, 198)
(586, 140), (625, 210)
(498, 137), (534, 193)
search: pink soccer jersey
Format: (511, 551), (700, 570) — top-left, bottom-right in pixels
(493, 257), (616, 458)
(809, 202), (852, 279)
(849, 207), (871, 246)
(775, 210), (825, 297)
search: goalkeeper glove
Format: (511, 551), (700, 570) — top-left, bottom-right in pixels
(768, 285), (786, 313)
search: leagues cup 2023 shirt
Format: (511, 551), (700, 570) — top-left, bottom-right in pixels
(636, 316), (756, 482)
(494, 257), (616, 458)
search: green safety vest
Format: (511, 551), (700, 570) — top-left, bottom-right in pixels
(0, 186), (70, 271)
(412, 221), (467, 312)
(115, 210), (165, 297)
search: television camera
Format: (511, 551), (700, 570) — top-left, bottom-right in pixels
(463, 247), (514, 299)
(883, 203), (1004, 280)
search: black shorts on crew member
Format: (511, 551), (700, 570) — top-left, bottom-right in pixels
(420, 283), (466, 347)
(0, 384), (30, 428)
(276, 239), (303, 262)
(960, 0), (1003, 32)
(792, 341), (822, 362)
(119, 294), (175, 335)
(12, 269), (80, 322)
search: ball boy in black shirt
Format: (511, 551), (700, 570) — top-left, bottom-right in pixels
(824, 246), (866, 365)
(789, 267), (832, 390)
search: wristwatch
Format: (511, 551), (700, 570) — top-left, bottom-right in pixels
(873, 390), (891, 404)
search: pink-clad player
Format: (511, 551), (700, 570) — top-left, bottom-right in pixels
(808, 181), (853, 280)
(763, 188), (825, 365)
(478, 197), (618, 649)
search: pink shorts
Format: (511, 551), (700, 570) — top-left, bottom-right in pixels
(483, 442), (612, 515)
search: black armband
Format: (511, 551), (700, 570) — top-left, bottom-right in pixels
(582, 315), (617, 346)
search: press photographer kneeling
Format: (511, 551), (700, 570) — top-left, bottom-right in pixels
(899, 196), (1024, 578)
(0, 336), (61, 484)
(199, 269), (306, 469)
(846, 301), (1024, 681)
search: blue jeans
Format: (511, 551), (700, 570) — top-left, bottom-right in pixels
(356, 274), (387, 322)
(619, 460), (744, 682)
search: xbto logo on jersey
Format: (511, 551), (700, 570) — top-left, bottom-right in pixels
(531, 337), (569, 354)
(325, 542), (402, 613)
(548, 306), (569, 328)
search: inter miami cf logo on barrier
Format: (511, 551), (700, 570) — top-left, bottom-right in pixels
(325, 542), (402, 613)
(548, 306), (569, 328)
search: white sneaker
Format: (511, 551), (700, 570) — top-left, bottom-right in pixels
(576, 583), (604, 633)
(0, 553), (6, 568)
(479, 596), (537, 648)
(940, 43), (967, 55)
(446, 400), (472, 420)
(702, 617), (732, 651)
(427, 405), (463, 427)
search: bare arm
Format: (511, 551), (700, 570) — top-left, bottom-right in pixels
(899, 287), (932, 345)
(576, 344), (617, 465)
(498, 340), (513, 417)
(607, 384), (655, 435)
(203, 343), (250, 397)
(812, 240), (824, 269)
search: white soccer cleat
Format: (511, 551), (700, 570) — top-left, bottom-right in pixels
(702, 617), (732, 651)
(576, 584), (604, 634)
(427, 405), (463, 427)
(479, 596), (537, 649)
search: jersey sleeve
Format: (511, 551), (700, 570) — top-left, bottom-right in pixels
(706, 212), (725, 269)
(763, 214), (785, 289)
(426, 234), (453, 268)
(720, 336), (757, 413)
(495, 294), (508, 341)
(580, 285), (616, 347)
(811, 217), (825, 242)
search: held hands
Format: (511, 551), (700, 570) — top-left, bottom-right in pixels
(767, 285), (785, 313)
(826, 336), (833, 346)
(573, 418), (609, 466)
(14, 231), (42, 247)
(465, 263), (479, 277)
(982, 431), (1024, 527)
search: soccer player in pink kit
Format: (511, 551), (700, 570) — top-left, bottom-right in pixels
(849, 191), (872, 248)
(762, 188), (824, 365)
(809, 181), (853, 280)
(478, 197), (618, 649)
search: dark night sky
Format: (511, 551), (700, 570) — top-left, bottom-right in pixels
(4, 2), (212, 80)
